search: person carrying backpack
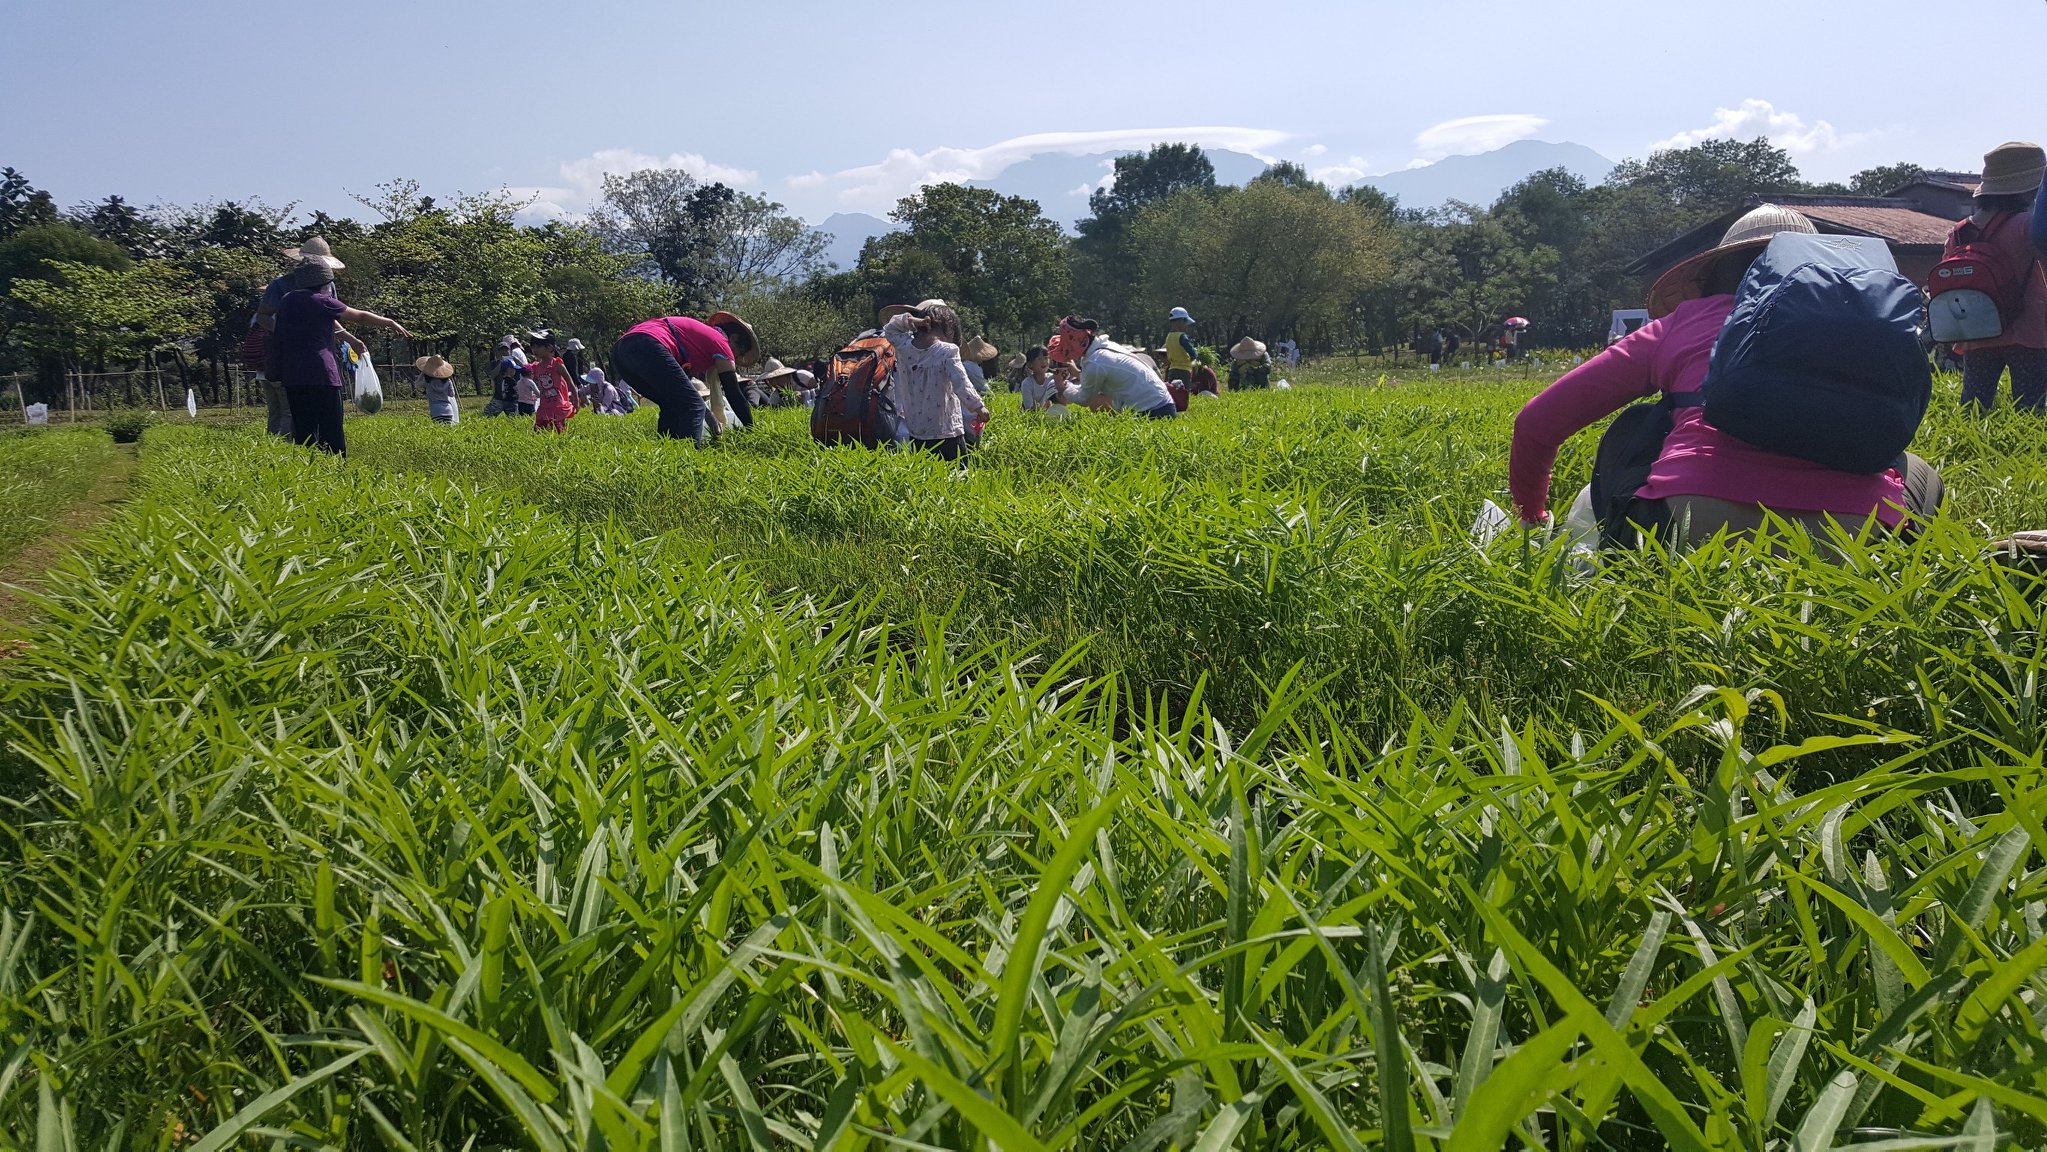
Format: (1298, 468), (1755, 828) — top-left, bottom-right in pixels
(1938, 142), (2047, 412)
(1510, 204), (1943, 547)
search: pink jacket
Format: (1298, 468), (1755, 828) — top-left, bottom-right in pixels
(1509, 295), (1906, 526)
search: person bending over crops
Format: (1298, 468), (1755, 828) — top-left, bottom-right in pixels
(523, 330), (578, 433)
(609, 312), (762, 446)
(272, 257), (410, 456)
(1509, 205), (1942, 546)
(879, 302), (990, 461)
(1049, 317), (1177, 419)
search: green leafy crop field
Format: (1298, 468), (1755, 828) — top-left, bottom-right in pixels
(4, 370), (2047, 1148)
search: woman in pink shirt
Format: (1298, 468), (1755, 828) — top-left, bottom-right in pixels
(1511, 205), (1942, 546)
(608, 311), (761, 446)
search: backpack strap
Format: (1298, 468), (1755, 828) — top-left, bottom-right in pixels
(1665, 391), (1705, 408)
(660, 319), (694, 371)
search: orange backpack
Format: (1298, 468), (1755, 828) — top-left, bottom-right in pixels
(812, 332), (900, 448)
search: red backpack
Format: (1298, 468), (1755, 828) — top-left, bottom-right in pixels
(812, 332), (899, 448)
(1927, 212), (2029, 343)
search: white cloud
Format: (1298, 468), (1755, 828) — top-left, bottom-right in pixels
(1414, 114), (1549, 159)
(1310, 155), (1374, 185)
(1301, 143), (1328, 157)
(1651, 99), (1867, 154)
(788, 126), (1293, 215)
(508, 147), (762, 226)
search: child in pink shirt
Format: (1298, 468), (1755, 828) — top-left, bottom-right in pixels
(523, 331), (578, 433)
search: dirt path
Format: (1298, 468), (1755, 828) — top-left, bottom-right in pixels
(0, 443), (139, 630)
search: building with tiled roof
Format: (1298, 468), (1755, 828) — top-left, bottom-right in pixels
(1626, 176), (1982, 290)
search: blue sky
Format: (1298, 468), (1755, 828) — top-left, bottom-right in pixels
(4, 0), (2045, 225)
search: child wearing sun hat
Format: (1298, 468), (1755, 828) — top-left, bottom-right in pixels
(414, 355), (460, 424)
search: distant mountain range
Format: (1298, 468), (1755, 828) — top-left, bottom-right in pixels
(818, 212), (890, 272)
(1356, 140), (1616, 210)
(811, 140), (1617, 269)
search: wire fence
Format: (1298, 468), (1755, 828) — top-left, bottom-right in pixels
(0, 363), (492, 425)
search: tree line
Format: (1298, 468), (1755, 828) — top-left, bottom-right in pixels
(0, 138), (1933, 404)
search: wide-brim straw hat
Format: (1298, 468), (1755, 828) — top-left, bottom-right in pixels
(282, 235), (344, 271)
(1979, 141), (2046, 197)
(962, 336), (999, 362)
(414, 355), (456, 379)
(1647, 203), (1817, 318)
(749, 357), (798, 382)
(1230, 337), (1267, 361)
(704, 311), (761, 366)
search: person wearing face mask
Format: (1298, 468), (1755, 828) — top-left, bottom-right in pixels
(1049, 316), (1178, 419)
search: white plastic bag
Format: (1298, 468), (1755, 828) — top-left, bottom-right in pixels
(354, 355), (384, 414)
(185, 388), (197, 418)
(1470, 499), (1513, 547)
(1274, 378), (1291, 390)
(25, 403), (48, 426)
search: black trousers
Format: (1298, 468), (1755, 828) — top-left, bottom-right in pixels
(911, 435), (966, 461)
(284, 385), (346, 455)
(612, 332), (708, 446)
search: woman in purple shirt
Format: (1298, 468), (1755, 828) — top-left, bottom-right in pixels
(273, 259), (410, 455)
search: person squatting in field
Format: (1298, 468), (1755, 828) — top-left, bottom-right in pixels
(608, 311), (763, 446)
(1049, 317), (1178, 419)
(879, 302), (991, 461)
(1510, 205), (1942, 547)
(271, 257), (410, 456)
(522, 330), (578, 433)
(1948, 142), (2047, 412)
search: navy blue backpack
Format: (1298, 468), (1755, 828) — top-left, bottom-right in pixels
(1698, 233), (1931, 474)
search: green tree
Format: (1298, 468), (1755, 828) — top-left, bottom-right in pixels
(1074, 143), (1218, 333)
(1251, 161), (1327, 194)
(0, 223), (132, 297)
(1132, 180), (1392, 347)
(719, 284), (851, 362)
(858, 183), (1070, 340)
(1850, 162), (1927, 196)
(74, 195), (162, 259)
(533, 223), (670, 362)
(591, 169), (826, 309)
(1607, 137), (1804, 212)
(1403, 202), (1559, 340)
(9, 260), (206, 371)
(345, 188), (542, 375)
(0, 168), (58, 239)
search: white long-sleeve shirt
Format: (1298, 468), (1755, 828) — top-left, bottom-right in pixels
(1020, 372), (1078, 410)
(883, 314), (987, 439)
(1077, 336), (1175, 413)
